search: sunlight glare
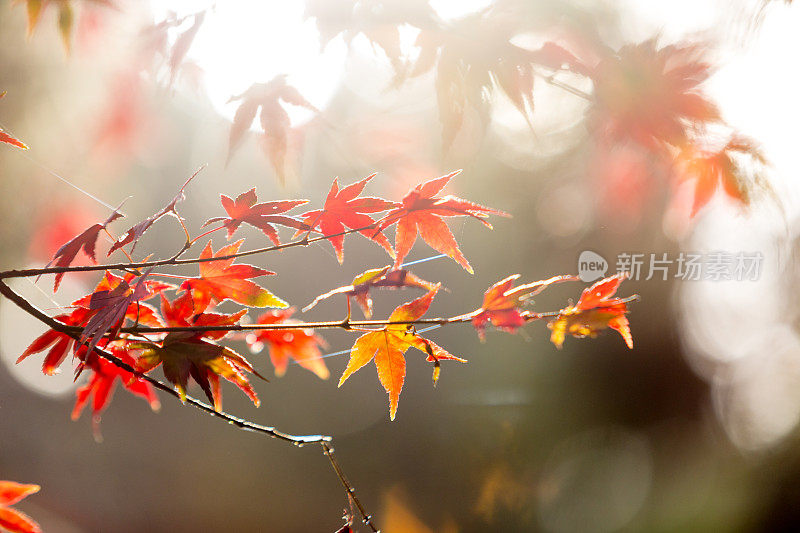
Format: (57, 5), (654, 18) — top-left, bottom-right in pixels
(154, 1), (347, 127)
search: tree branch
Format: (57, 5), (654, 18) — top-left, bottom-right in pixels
(0, 278), (380, 530)
(0, 223), (378, 281)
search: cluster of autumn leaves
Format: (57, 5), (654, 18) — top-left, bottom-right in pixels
(303, 2), (771, 217)
(8, 1), (771, 216)
(13, 170), (636, 427)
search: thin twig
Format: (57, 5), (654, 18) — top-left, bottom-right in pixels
(0, 223), (377, 281)
(322, 442), (379, 532)
(534, 68), (593, 100)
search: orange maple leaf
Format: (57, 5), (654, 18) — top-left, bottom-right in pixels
(675, 135), (769, 216)
(548, 273), (635, 349)
(338, 287), (465, 420)
(246, 308), (329, 379)
(159, 291), (246, 341)
(180, 240), (287, 313)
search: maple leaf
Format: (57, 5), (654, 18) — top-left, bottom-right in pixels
(131, 333), (264, 411)
(0, 129), (27, 150)
(77, 269), (153, 358)
(0, 480), (41, 533)
(16, 273), (166, 377)
(675, 135), (770, 216)
(471, 274), (577, 340)
(168, 11), (205, 87)
(180, 240), (287, 314)
(42, 205), (124, 291)
(407, 14), (566, 150)
(160, 291), (246, 341)
(0, 92), (28, 150)
(202, 188), (309, 245)
(548, 273), (635, 349)
(338, 287), (465, 420)
(245, 308), (329, 379)
(589, 39), (720, 149)
(303, 265), (438, 318)
(71, 271), (171, 330)
(297, 174), (397, 263)
(72, 348), (160, 439)
(376, 170), (510, 273)
(17, 272), (168, 376)
(306, 0), (437, 76)
(226, 76), (317, 184)
(108, 167), (202, 255)
(17, 307), (94, 375)
(19, 267), (170, 375)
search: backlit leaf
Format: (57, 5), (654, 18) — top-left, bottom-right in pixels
(180, 240), (287, 313)
(338, 287), (465, 420)
(203, 188), (308, 245)
(246, 308), (328, 379)
(377, 170), (509, 273)
(297, 174), (397, 263)
(548, 273), (635, 349)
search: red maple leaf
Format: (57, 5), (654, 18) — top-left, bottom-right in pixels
(0, 480), (41, 533)
(17, 307), (94, 375)
(246, 308), (328, 379)
(377, 170), (510, 273)
(297, 174), (397, 264)
(548, 273), (635, 349)
(160, 291), (246, 341)
(42, 205), (124, 291)
(202, 188), (309, 245)
(338, 287), (465, 420)
(72, 348), (160, 439)
(18, 269), (169, 376)
(77, 269), (153, 357)
(180, 240), (287, 313)
(471, 274), (577, 340)
(0, 128), (28, 149)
